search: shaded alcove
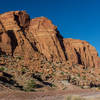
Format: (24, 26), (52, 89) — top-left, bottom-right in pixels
(7, 30), (18, 56)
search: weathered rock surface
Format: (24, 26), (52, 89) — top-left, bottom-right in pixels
(27, 17), (66, 62)
(0, 11), (100, 91)
(63, 38), (99, 67)
(0, 11), (38, 59)
(0, 11), (100, 68)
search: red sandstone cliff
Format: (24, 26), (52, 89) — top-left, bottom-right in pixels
(0, 11), (100, 68)
(63, 38), (99, 67)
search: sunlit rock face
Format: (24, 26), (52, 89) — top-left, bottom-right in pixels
(0, 11), (37, 58)
(28, 17), (67, 62)
(63, 38), (99, 67)
(0, 11), (100, 68)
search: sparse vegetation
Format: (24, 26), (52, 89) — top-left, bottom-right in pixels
(16, 56), (23, 60)
(82, 76), (86, 80)
(62, 87), (67, 90)
(0, 51), (100, 92)
(51, 83), (56, 88)
(77, 73), (80, 77)
(0, 67), (5, 72)
(66, 95), (85, 100)
(21, 67), (28, 74)
(61, 71), (65, 75)
(24, 79), (36, 92)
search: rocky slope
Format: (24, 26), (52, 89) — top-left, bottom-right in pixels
(0, 11), (100, 91)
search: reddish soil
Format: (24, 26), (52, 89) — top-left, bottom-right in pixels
(0, 89), (100, 100)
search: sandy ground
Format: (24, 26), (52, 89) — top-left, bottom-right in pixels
(0, 89), (100, 100)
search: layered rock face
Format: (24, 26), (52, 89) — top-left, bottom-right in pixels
(0, 11), (38, 59)
(0, 11), (99, 68)
(63, 38), (99, 67)
(0, 21), (12, 55)
(27, 17), (66, 61)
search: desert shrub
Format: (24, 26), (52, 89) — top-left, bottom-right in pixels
(16, 56), (23, 60)
(66, 95), (85, 100)
(2, 55), (8, 58)
(66, 95), (72, 100)
(0, 67), (5, 72)
(51, 83), (56, 87)
(77, 73), (80, 77)
(71, 77), (76, 81)
(82, 76), (86, 80)
(21, 66), (29, 75)
(97, 86), (100, 90)
(61, 71), (65, 75)
(45, 74), (52, 80)
(24, 79), (36, 92)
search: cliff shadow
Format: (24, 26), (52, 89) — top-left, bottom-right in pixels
(0, 48), (6, 55)
(32, 74), (53, 87)
(7, 30), (18, 56)
(0, 72), (23, 90)
(56, 30), (68, 60)
(74, 48), (82, 64)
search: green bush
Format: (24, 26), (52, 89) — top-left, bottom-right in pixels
(77, 73), (80, 77)
(82, 76), (86, 80)
(21, 67), (28, 74)
(66, 95), (85, 100)
(0, 67), (5, 72)
(51, 84), (56, 87)
(24, 79), (36, 92)
(16, 56), (23, 60)
(61, 71), (65, 75)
